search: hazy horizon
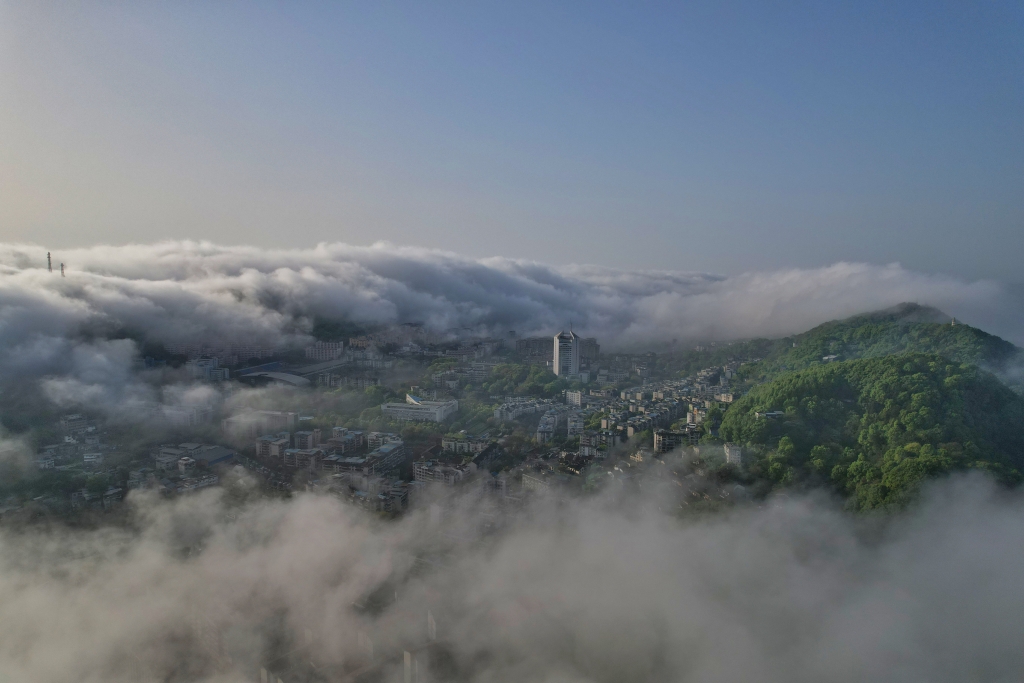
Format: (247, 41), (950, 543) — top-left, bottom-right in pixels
(2, 2), (1021, 282)
(3, 240), (1023, 356)
(3, 5), (1024, 682)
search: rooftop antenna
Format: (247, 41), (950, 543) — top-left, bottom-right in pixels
(47, 252), (52, 272)
(60, 263), (65, 277)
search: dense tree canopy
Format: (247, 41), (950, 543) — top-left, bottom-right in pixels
(720, 353), (1024, 509)
(746, 304), (1021, 382)
(483, 363), (567, 398)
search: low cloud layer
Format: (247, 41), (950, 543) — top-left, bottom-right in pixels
(1, 475), (1023, 682)
(2, 241), (1022, 681)
(1, 241), (1019, 380)
(2, 240), (1020, 423)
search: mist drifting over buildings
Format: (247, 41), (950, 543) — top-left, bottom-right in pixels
(2, 241), (1024, 681)
(0, 240), (1019, 381)
(2, 0), (1020, 676)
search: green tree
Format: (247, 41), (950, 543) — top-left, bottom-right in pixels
(85, 475), (107, 495)
(719, 352), (1024, 508)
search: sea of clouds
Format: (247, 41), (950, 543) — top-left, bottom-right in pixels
(1, 239), (1020, 434)
(2, 242), (1024, 681)
(1, 241), (1020, 381)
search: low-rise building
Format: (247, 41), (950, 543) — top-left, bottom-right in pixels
(322, 442), (406, 476)
(481, 471), (510, 496)
(653, 429), (684, 453)
(294, 429), (321, 449)
(186, 357), (231, 382)
(413, 460), (475, 486)
(367, 432), (401, 450)
(283, 448), (323, 469)
(177, 474), (219, 493)
(494, 398), (550, 421)
(323, 428), (364, 454)
(441, 434), (490, 454)
(188, 444), (236, 468)
(535, 408), (567, 443)
(630, 448), (651, 463)
(305, 341), (344, 361)
(369, 442), (406, 473)
(562, 452), (589, 475)
(256, 435), (291, 459)
(566, 412), (584, 437)
(153, 446), (183, 471)
(381, 395), (458, 422)
(60, 413), (88, 434)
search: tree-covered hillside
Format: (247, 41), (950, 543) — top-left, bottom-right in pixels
(720, 353), (1024, 509)
(753, 303), (1024, 378)
(744, 304), (1021, 382)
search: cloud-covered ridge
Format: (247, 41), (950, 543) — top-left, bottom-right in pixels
(0, 241), (1017, 378)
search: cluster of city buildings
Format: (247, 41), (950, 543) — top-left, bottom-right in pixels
(19, 323), (768, 520)
(515, 331), (599, 381)
(127, 442), (236, 496)
(185, 357), (231, 382)
(165, 343), (275, 367)
(26, 411), (244, 511)
(36, 414), (116, 476)
(474, 354), (753, 487)
(441, 433), (491, 454)
(305, 427), (512, 512)
(302, 434), (502, 512)
(310, 472), (414, 513)
(493, 397), (553, 421)
(238, 425), (414, 512)
(250, 426), (410, 477)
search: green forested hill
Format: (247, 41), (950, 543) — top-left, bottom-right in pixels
(744, 304), (1021, 382)
(719, 353), (1024, 509)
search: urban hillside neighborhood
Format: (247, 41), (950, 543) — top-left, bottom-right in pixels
(3, 304), (1023, 520)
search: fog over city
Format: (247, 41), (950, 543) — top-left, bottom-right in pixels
(2, 241), (1019, 381)
(0, 241), (1022, 681)
(2, 469), (1024, 682)
(2, 1), (1022, 680)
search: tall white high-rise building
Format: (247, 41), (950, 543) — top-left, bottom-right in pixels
(553, 330), (580, 376)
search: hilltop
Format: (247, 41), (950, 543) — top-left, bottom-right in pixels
(738, 304), (1022, 386)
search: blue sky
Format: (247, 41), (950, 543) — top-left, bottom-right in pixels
(1, 1), (1021, 280)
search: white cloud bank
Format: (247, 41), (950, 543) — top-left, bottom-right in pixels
(0, 241), (1018, 380)
(1, 476), (1024, 682)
